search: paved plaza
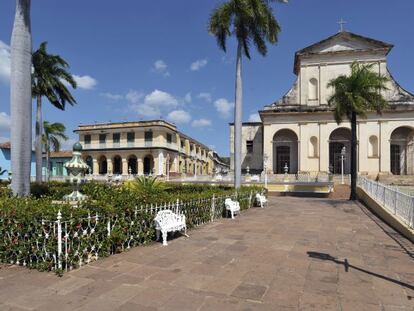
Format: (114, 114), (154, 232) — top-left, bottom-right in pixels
(0, 196), (413, 311)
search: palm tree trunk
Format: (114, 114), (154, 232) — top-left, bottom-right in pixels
(234, 41), (243, 189)
(35, 95), (43, 182)
(46, 140), (50, 182)
(350, 111), (358, 200)
(10, 0), (32, 196)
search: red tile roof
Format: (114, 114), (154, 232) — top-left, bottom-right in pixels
(0, 142), (11, 149)
(50, 150), (72, 158)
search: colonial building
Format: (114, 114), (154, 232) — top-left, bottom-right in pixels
(230, 31), (414, 176)
(75, 120), (218, 177)
(0, 142), (36, 180)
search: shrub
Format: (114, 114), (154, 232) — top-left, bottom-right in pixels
(0, 181), (265, 274)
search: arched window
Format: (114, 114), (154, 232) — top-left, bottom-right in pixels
(368, 135), (379, 157)
(309, 136), (318, 157)
(308, 78), (318, 100)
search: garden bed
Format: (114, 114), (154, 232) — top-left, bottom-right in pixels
(0, 179), (264, 275)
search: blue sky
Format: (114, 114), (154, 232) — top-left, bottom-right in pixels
(0, 0), (413, 156)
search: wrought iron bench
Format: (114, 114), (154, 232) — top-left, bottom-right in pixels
(154, 210), (188, 246)
(225, 198), (241, 219)
(256, 193), (268, 208)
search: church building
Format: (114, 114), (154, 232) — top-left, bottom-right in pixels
(230, 31), (414, 177)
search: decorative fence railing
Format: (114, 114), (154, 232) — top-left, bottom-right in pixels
(358, 176), (414, 229)
(0, 192), (256, 274)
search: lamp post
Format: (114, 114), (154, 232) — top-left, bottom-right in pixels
(263, 154), (268, 188)
(341, 146), (346, 185)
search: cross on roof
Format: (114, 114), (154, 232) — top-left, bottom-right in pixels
(337, 18), (347, 32)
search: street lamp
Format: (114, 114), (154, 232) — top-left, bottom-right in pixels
(341, 146), (346, 184)
(263, 154), (268, 188)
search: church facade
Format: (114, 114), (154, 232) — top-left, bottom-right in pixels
(230, 31), (414, 176)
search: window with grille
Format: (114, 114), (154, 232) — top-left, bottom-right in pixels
(246, 140), (254, 153)
(127, 132), (135, 143)
(145, 131), (153, 142)
(113, 133), (120, 143)
(84, 135), (91, 145)
(99, 134), (106, 144)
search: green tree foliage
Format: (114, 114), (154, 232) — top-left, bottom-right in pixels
(328, 62), (389, 200)
(208, 0), (286, 188)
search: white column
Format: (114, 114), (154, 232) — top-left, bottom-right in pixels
(158, 152), (164, 176)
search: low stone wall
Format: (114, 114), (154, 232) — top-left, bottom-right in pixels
(357, 187), (414, 243)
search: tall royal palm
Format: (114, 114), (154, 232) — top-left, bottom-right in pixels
(10, 0), (32, 196)
(32, 42), (77, 182)
(42, 121), (68, 181)
(208, 0), (286, 188)
(328, 62), (388, 200)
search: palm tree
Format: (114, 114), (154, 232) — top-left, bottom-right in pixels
(327, 62), (389, 200)
(10, 0), (32, 196)
(32, 42), (77, 182)
(208, 0), (286, 188)
(42, 121), (68, 181)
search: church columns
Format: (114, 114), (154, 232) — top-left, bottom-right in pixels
(380, 121), (390, 173)
(122, 158), (128, 176)
(137, 158), (143, 175)
(107, 158), (113, 175)
(93, 158), (99, 176)
(319, 123), (330, 172)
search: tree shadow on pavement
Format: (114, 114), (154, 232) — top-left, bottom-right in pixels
(307, 251), (414, 291)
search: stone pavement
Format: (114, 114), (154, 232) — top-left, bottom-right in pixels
(0, 197), (413, 311)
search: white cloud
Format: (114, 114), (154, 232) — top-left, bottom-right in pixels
(101, 92), (124, 100)
(184, 92), (192, 104)
(0, 40), (11, 84)
(190, 59), (208, 71)
(214, 98), (234, 118)
(125, 90), (144, 104)
(127, 89), (179, 118)
(144, 89), (178, 108)
(167, 110), (191, 124)
(197, 92), (212, 103)
(248, 113), (261, 122)
(152, 59), (170, 77)
(0, 112), (11, 141)
(192, 118), (211, 128)
(0, 112), (11, 131)
(73, 75), (97, 90)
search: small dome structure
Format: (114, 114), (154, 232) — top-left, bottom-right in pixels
(73, 142), (83, 152)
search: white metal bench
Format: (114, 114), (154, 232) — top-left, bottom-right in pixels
(250, 175), (260, 182)
(154, 210), (188, 246)
(225, 198), (241, 219)
(256, 193), (268, 208)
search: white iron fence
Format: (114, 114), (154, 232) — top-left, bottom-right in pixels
(1, 192), (257, 273)
(358, 176), (414, 229)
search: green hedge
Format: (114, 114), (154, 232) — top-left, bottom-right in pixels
(0, 182), (265, 274)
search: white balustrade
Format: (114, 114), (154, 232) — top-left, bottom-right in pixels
(358, 176), (414, 229)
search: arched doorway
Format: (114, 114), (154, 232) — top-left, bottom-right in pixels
(143, 155), (154, 175)
(85, 156), (93, 174)
(113, 155), (122, 175)
(128, 155), (138, 175)
(329, 128), (351, 174)
(98, 156), (107, 175)
(273, 129), (298, 174)
(390, 127), (414, 175)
